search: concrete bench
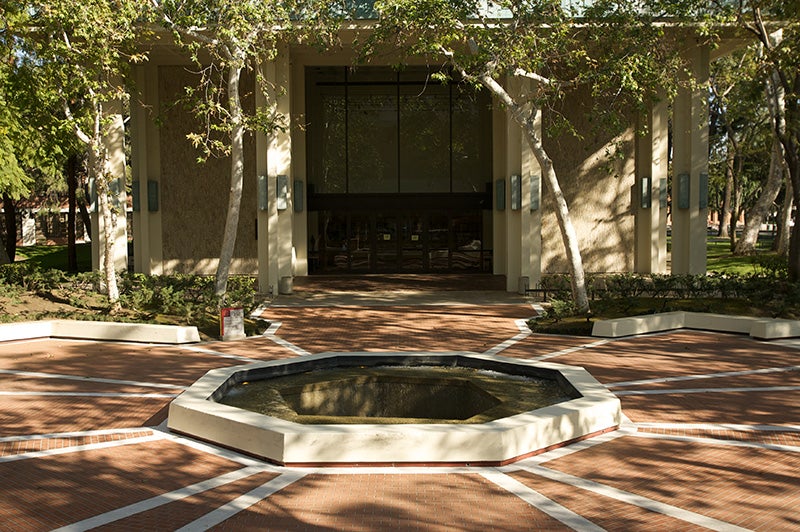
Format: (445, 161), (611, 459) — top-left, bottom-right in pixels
(0, 319), (200, 344)
(591, 311), (800, 340)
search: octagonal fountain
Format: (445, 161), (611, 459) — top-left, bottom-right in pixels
(168, 352), (622, 466)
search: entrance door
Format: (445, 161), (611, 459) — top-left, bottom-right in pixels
(311, 209), (489, 274)
(400, 215), (425, 271)
(375, 215), (399, 271)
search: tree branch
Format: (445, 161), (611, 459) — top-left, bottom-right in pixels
(513, 68), (557, 86)
(63, 102), (92, 146)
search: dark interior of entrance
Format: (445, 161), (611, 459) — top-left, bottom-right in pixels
(306, 66), (493, 274)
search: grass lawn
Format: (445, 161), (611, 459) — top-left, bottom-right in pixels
(14, 243), (93, 271)
(705, 236), (778, 275)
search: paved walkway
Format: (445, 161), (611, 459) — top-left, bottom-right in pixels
(1, 289), (799, 530)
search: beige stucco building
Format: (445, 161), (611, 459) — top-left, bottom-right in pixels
(91, 33), (736, 294)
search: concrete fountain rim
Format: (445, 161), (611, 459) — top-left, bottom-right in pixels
(168, 351), (622, 466)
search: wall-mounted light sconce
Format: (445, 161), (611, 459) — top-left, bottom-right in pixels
(132, 180), (140, 212)
(699, 172), (708, 209)
(530, 174), (540, 211)
(641, 175), (651, 209)
(677, 173), (690, 209)
(277, 175), (289, 211)
(258, 175), (268, 211)
(147, 180), (159, 212)
(510, 174), (521, 210)
(495, 178), (506, 211)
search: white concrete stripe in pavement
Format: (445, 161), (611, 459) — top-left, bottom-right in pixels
(181, 345), (259, 363)
(615, 385), (800, 396)
(481, 470), (604, 531)
(52, 465), (270, 532)
(630, 430), (800, 453)
(0, 368), (186, 390)
(263, 321), (312, 357)
(0, 391), (178, 398)
(635, 422), (800, 432)
(483, 319), (531, 356)
(0, 427), (154, 443)
(608, 365), (800, 388)
(0, 433), (163, 463)
(519, 464), (751, 532)
(176, 471), (308, 532)
(529, 339), (612, 362)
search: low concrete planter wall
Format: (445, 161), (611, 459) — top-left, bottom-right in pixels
(592, 311), (800, 340)
(0, 319), (200, 344)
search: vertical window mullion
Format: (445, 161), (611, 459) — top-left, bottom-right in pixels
(396, 72), (401, 193)
(344, 67), (349, 194)
(449, 82), (454, 193)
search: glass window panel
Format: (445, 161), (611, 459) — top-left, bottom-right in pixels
(399, 85), (450, 193)
(307, 67), (346, 194)
(348, 67), (396, 83)
(319, 211), (348, 271)
(348, 86), (398, 193)
(313, 89), (346, 193)
(452, 86), (492, 193)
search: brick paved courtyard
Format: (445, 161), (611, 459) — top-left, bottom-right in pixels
(1, 284), (798, 530)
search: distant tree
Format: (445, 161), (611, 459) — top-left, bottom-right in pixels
(714, 1), (800, 275)
(708, 48), (774, 251)
(1, 4), (33, 263)
(20, 0), (148, 307)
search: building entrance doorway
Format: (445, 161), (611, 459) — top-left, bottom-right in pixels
(309, 208), (491, 274)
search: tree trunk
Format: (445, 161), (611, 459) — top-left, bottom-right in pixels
(718, 168), (733, 238)
(92, 146), (120, 309)
(66, 154), (79, 272)
(748, 16), (800, 279)
(727, 148), (740, 249)
(2, 193), (16, 262)
(79, 180), (92, 238)
(0, 236), (8, 264)
(477, 71), (589, 312)
(775, 177), (792, 254)
(734, 137), (784, 254)
(214, 60), (246, 298)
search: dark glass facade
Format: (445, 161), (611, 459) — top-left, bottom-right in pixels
(306, 66), (493, 273)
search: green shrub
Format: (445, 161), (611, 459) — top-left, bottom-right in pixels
(0, 263), (65, 291)
(118, 272), (258, 319)
(539, 274), (572, 301)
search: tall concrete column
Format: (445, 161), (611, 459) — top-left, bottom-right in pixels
(91, 95), (128, 273)
(291, 61), (308, 277)
(492, 97), (507, 278)
(671, 44), (710, 274)
(634, 98), (669, 273)
(494, 77), (542, 292)
(130, 64), (163, 275)
(258, 46), (293, 294)
(522, 104), (543, 288)
(503, 77), (523, 292)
